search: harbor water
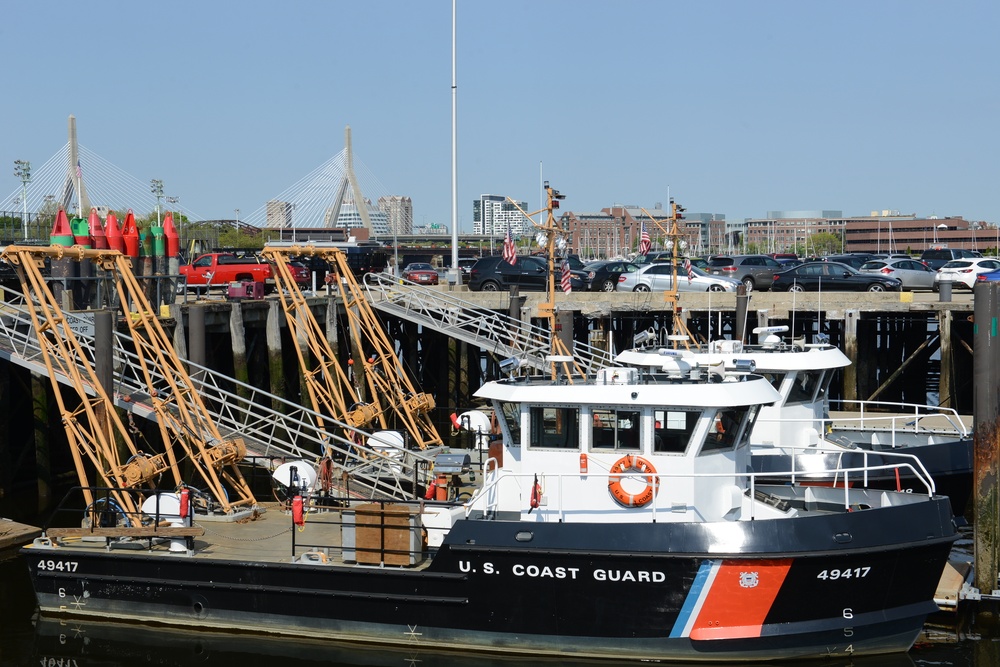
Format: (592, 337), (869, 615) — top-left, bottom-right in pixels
(0, 550), (992, 667)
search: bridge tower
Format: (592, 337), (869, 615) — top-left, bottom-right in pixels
(59, 115), (91, 216)
(323, 125), (374, 233)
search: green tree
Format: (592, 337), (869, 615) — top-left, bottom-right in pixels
(808, 231), (842, 256)
(218, 226), (278, 249)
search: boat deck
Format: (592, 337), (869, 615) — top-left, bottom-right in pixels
(35, 501), (435, 570)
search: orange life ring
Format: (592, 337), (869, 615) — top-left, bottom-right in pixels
(608, 455), (659, 508)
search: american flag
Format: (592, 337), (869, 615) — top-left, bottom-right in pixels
(76, 159), (82, 179)
(561, 259), (572, 293)
(638, 223), (651, 255)
(684, 257), (694, 283)
(502, 223), (517, 266)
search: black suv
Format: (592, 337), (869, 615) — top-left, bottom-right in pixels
(468, 255), (585, 292)
(920, 248), (982, 271)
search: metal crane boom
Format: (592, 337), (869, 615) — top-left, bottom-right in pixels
(1, 245), (172, 517)
(262, 245), (443, 450)
(97, 250), (257, 513)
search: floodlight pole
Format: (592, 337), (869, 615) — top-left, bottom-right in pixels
(14, 160), (31, 240)
(150, 179), (164, 226)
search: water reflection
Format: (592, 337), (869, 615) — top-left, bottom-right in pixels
(26, 615), (924, 667)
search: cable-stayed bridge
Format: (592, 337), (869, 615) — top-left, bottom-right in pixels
(3, 118), (395, 236)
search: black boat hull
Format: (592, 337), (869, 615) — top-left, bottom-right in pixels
(22, 496), (956, 662)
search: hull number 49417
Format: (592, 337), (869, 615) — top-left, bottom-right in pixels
(37, 560), (79, 572)
(817, 567), (870, 580)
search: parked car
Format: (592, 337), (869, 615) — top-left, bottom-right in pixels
(706, 255), (785, 292)
(580, 259), (640, 292)
(868, 253), (913, 261)
(618, 263), (741, 293)
(285, 261), (312, 286)
(819, 254), (875, 270)
(468, 255), (586, 292)
(858, 258), (937, 291)
(401, 262), (440, 285)
(933, 258), (1000, 291)
(921, 248), (983, 271)
(456, 258), (479, 275)
(633, 252), (709, 270)
(975, 268), (1000, 285)
(769, 253), (799, 263)
(771, 261), (902, 292)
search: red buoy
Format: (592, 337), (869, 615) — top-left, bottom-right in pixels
(292, 495), (304, 526)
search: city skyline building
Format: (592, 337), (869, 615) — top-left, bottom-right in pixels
(266, 200), (293, 228)
(325, 195), (390, 236)
(473, 194), (528, 237)
(378, 195), (413, 235)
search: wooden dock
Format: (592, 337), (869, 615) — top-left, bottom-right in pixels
(0, 517), (42, 560)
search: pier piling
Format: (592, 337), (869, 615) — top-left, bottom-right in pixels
(974, 282), (1000, 597)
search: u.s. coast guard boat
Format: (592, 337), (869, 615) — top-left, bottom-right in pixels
(616, 324), (973, 516)
(22, 354), (957, 662)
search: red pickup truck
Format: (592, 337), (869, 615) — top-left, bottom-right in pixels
(180, 253), (273, 288)
(180, 252), (311, 289)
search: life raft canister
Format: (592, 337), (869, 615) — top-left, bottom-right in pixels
(178, 487), (190, 519)
(607, 455), (659, 508)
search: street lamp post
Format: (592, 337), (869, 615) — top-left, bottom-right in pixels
(234, 209), (240, 233)
(150, 179), (164, 226)
(14, 159), (31, 240)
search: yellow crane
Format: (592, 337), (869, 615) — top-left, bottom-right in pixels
(2, 246), (170, 520)
(3, 245), (256, 515)
(261, 245), (442, 451)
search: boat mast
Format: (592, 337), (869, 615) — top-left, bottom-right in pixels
(508, 183), (582, 380)
(640, 198), (696, 349)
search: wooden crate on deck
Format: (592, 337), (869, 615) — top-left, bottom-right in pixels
(348, 503), (422, 566)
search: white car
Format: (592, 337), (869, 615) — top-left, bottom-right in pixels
(934, 257), (1000, 291)
(618, 263), (741, 292)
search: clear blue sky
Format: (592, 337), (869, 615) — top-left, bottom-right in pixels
(2, 1), (997, 230)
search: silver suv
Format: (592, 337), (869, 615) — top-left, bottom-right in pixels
(706, 254), (785, 292)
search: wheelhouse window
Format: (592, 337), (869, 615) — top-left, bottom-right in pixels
(653, 408), (699, 453)
(529, 407), (579, 449)
(497, 401), (521, 444)
(786, 370), (825, 404)
(759, 371), (785, 393)
(592, 409), (641, 450)
(701, 406), (758, 453)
